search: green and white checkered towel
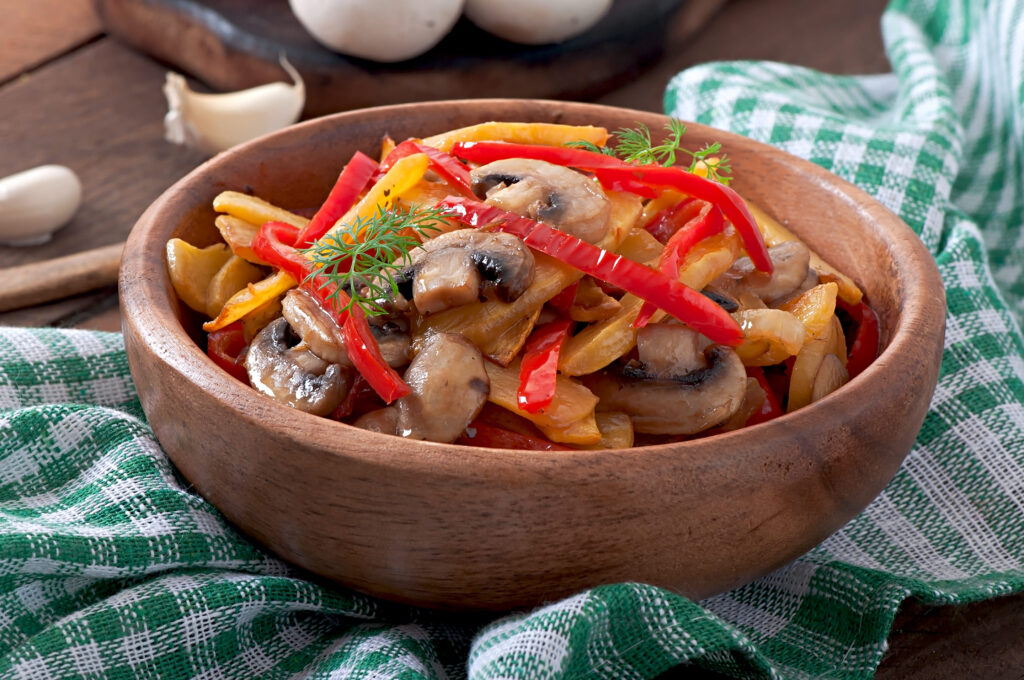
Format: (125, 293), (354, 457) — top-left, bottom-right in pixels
(2, 0), (1023, 677)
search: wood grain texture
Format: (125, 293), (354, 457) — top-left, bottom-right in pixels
(0, 289), (117, 328)
(0, 40), (208, 271)
(597, 0), (891, 112)
(0, 0), (102, 84)
(0, 242), (122, 312)
(95, 0), (695, 117)
(119, 100), (944, 611)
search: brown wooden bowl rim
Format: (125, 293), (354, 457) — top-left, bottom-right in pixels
(121, 98), (946, 475)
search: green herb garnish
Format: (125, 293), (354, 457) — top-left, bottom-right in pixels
(302, 205), (444, 317)
(568, 119), (733, 184)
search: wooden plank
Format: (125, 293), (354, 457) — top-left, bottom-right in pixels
(0, 243), (122, 312)
(0, 38), (209, 272)
(0, 287), (118, 328)
(0, 0), (102, 84)
(596, 0), (891, 113)
(94, 0), (694, 117)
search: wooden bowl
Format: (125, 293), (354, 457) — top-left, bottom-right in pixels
(120, 99), (945, 611)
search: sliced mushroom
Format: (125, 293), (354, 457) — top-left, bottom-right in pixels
(281, 289), (347, 364)
(635, 323), (711, 378)
(281, 288), (411, 368)
(354, 407), (400, 434)
(395, 332), (490, 442)
(471, 158), (611, 244)
(404, 229), (535, 315)
(714, 240), (812, 304)
(245, 317), (351, 416)
(584, 345), (747, 435)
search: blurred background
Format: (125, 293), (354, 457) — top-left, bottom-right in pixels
(0, 0), (888, 333)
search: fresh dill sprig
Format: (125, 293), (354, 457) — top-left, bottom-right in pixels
(564, 139), (616, 156)
(681, 141), (733, 186)
(301, 205), (444, 317)
(565, 119), (733, 184)
(614, 119), (689, 167)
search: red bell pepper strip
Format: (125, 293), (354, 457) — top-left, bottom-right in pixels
(379, 139), (474, 196)
(590, 169), (659, 198)
(329, 374), (383, 421)
(839, 299), (879, 379)
(251, 220), (410, 403)
(634, 203), (725, 328)
(207, 321), (249, 383)
(547, 281), (579, 317)
(438, 197), (742, 346)
(744, 366), (783, 426)
(452, 140), (625, 170)
(294, 151), (379, 247)
(454, 141), (658, 196)
(644, 197), (700, 244)
(596, 165), (772, 274)
(450, 140), (772, 273)
(457, 420), (572, 451)
(517, 318), (573, 413)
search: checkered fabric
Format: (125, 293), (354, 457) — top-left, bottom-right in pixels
(2, 0), (1022, 677)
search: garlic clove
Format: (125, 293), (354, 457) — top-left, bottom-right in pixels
(163, 56), (305, 155)
(0, 165), (82, 247)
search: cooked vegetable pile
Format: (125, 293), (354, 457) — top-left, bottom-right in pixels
(166, 121), (878, 449)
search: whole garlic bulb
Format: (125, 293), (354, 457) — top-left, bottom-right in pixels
(289, 0), (465, 62)
(0, 165), (82, 247)
(465, 0), (613, 45)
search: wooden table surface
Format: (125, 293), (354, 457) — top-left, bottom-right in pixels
(3, 0), (1022, 676)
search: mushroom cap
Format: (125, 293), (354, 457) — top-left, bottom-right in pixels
(585, 346), (747, 435)
(396, 332), (490, 442)
(245, 317), (352, 416)
(406, 228), (536, 315)
(471, 158), (611, 245)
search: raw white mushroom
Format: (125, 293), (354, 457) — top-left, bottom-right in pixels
(464, 0), (612, 44)
(288, 0), (465, 63)
(0, 165), (82, 246)
(163, 56), (305, 155)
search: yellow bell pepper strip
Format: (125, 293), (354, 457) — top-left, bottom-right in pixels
(517, 318), (573, 414)
(251, 220), (410, 403)
(203, 269), (295, 333)
(378, 139), (474, 196)
(438, 197), (743, 346)
(294, 151), (379, 247)
(450, 141), (772, 274)
(212, 191), (308, 229)
(424, 122), (608, 153)
(634, 202), (725, 328)
(328, 153), (430, 244)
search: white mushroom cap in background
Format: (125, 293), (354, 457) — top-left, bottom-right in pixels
(289, 0), (466, 62)
(464, 0), (613, 45)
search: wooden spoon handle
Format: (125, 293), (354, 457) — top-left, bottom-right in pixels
(0, 242), (124, 313)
